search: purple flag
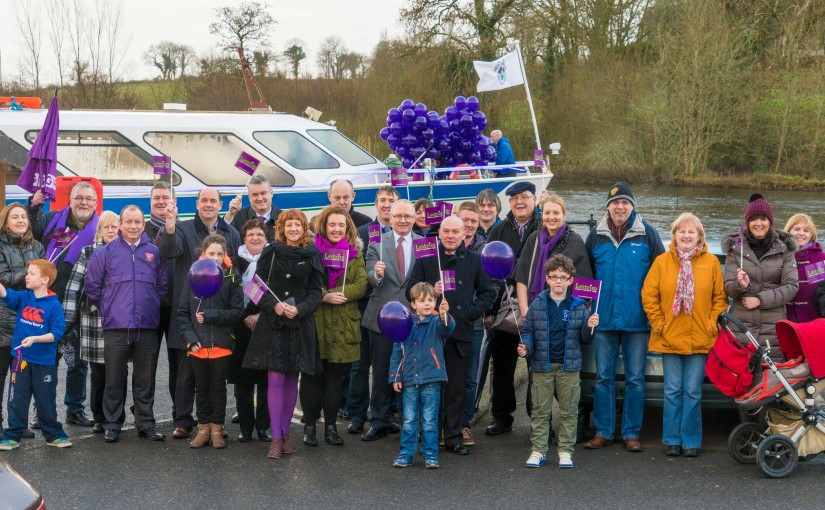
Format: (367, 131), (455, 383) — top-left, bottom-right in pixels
(424, 206), (444, 226)
(49, 228), (76, 250)
(390, 167), (408, 187)
(17, 95), (60, 199)
(243, 274), (269, 305)
(235, 151), (260, 176)
(435, 201), (454, 217)
(11, 347), (23, 375)
(805, 261), (825, 284)
(413, 238), (438, 259)
(534, 149), (544, 167)
(442, 270), (456, 291)
(322, 248), (348, 269)
(153, 155), (172, 175)
(571, 277), (601, 301)
(368, 224), (382, 245)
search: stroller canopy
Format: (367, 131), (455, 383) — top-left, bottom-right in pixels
(775, 319), (825, 378)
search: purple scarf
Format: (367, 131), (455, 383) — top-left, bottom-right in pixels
(530, 225), (568, 301)
(44, 207), (98, 265)
(315, 235), (357, 290)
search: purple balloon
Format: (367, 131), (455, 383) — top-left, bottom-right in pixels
(449, 119), (461, 132)
(379, 127), (391, 141)
(377, 301), (413, 343)
(467, 96), (480, 112)
(388, 108), (402, 123)
(470, 151), (481, 163)
(395, 146), (409, 158)
(437, 139), (450, 152)
(481, 241), (515, 279)
(400, 99), (415, 111)
(472, 111), (486, 126)
(483, 146), (496, 160)
(421, 128), (434, 140)
(460, 140), (473, 153)
(402, 109), (416, 123)
(426, 147), (439, 159)
(453, 151), (465, 163)
(414, 116), (428, 130)
(454, 95), (467, 110)
(410, 146), (426, 159)
(460, 114), (474, 129)
(402, 134), (418, 147)
(402, 157), (414, 169)
(188, 258), (224, 300)
(414, 103), (428, 117)
(390, 122), (403, 137)
(445, 106), (460, 122)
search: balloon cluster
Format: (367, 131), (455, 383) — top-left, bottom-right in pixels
(378, 96), (496, 169)
(379, 99), (443, 171)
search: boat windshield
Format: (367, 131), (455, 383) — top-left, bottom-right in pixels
(0, 131), (28, 185)
(253, 131), (339, 170)
(144, 132), (294, 187)
(306, 129), (376, 166)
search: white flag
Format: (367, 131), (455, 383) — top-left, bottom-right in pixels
(473, 50), (525, 92)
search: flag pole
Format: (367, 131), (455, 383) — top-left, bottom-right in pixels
(514, 40), (545, 192)
(435, 238), (447, 325)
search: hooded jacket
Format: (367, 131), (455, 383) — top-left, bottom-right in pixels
(389, 313), (455, 386)
(722, 229), (798, 357)
(520, 292), (593, 372)
(642, 241), (729, 355)
(787, 242), (825, 323)
(495, 137), (515, 165)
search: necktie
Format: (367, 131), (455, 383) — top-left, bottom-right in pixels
(258, 215), (266, 221)
(396, 237), (406, 281)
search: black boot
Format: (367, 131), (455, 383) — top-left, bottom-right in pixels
(303, 425), (319, 447)
(325, 424), (343, 446)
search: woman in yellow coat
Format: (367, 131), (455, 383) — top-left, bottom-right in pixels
(642, 213), (728, 458)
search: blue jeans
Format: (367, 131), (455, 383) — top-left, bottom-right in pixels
(5, 363), (67, 442)
(593, 331), (649, 440)
(399, 382), (441, 462)
(462, 329), (485, 427)
(64, 358), (88, 414)
(662, 354), (706, 449)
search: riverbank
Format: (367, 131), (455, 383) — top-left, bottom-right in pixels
(553, 169), (825, 191)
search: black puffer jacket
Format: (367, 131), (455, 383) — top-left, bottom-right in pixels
(0, 232), (44, 347)
(177, 264), (244, 351)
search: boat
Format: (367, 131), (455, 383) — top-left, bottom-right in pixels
(0, 107), (549, 218)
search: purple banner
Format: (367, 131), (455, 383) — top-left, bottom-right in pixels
(413, 238), (438, 259)
(571, 277), (601, 301)
(11, 347), (23, 375)
(322, 248), (348, 269)
(534, 149), (544, 167)
(435, 201), (454, 217)
(152, 155), (172, 175)
(243, 274), (268, 305)
(49, 228), (77, 250)
(390, 167), (408, 187)
(424, 206), (443, 226)
(235, 151), (260, 176)
(368, 224), (382, 245)
(442, 270), (456, 292)
(805, 261), (825, 284)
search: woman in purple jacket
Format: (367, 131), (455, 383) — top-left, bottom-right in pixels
(784, 214), (825, 322)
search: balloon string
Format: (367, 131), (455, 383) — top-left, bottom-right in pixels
(196, 298), (202, 315)
(396, 344), (405, 381)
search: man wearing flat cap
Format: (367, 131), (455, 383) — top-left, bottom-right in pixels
(483, 181), (541, 436)
(583, 182), (664, 453)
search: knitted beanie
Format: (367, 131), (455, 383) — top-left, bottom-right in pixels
(744, 193), (774, 225)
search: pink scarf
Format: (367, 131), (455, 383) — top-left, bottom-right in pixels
(672, 246), (699, 316)
(314, 234), (357, 290)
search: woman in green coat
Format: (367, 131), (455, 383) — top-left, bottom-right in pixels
(301, 205), (367, 447)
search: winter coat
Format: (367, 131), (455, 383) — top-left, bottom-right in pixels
(178, 264), (244, 351)
(144, 218), (175, 308)
(487, 210), (542, 315)
(243, 241), (324, 374)
(787, 242), (825, 323)
(158, 215), (241, 349)
(514, 227), (593, 290)
(642, 241), (729, 355)
(585, 211), (665, 332)
(314, 248), (367, 363)
(723, 230), (798, 358)
(85, 233), (168, 331)
(388, 313), (456, 386)
(406, 243), (497, 353)
(521, 292), (593, 372)
(228, 205), (281, 240)
(495, 137), (516, 165)
(63, 242), (105, 363)
(0, 232), (44, 348)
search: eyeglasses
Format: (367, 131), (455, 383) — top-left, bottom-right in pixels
(71, 196), (97, 203)
(392, 214), (414, 220)
(546, 275), (571, 282)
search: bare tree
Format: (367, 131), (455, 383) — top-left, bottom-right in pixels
(317, 36), (348, 79)
(14, 0), (43, 90)
(341, 52), (367, 78)
(176, 44), (197, 77)
(45, 0), (71, 88)
(283, 40), (306, 79)
(209, 2), (277, 54)
(144, 42), (179, 80)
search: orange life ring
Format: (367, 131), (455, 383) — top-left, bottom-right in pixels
(448, 164), (480, 180)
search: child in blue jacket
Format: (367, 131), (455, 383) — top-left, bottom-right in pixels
(0, 259), (71, 450)
(389, 282), (455, 469)
(518, 255), (598, 468)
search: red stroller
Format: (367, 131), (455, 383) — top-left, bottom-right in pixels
(716, 313), (825, 478)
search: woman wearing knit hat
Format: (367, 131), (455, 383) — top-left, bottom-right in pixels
(721, 193), (799, 363)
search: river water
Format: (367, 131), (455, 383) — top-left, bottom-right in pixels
(549, 181), (825, 251)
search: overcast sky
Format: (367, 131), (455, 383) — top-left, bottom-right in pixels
(0, 0), (405, 85)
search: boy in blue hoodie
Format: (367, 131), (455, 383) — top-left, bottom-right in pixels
(518, 255), (598, 468)
(0, 259), (70, 450)
(389, 282), (454, 469)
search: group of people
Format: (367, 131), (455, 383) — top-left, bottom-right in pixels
(0, 171), (819, 469)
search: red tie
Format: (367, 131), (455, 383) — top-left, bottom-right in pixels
(396, 237), (406, 281)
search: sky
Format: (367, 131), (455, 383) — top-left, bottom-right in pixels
(0, 0), (406, 85)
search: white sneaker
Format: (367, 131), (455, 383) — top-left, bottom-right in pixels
(525, 451), (546, 468)
(559, 453), (573, 468)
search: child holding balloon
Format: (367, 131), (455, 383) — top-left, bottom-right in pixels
(178, 235), (244, 449)
(389, 282), (455, 469)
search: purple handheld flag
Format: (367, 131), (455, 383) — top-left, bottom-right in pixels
(435, 201), (454, 216)
(235, 151), (260, 176)
(368, 224), (382, 245)
(805, 261), (825, 285)
(153, 155), (172, 175)
(534, 149), (544, 167)
(571, 277), (601, 301)
(243, 274), (269, 305)
(323, 248), (348, 269)
(390, 167), (408, 187)
(424, 206), (443, 226)
(442, 270), (456, 291)
(413, 238), (438, 259)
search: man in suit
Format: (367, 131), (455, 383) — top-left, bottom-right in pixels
(358, 199), (419, 441)
(223, 175), (281, 239)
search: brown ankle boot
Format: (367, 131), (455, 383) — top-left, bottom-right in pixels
(281, 435), (295, 454)
(189, 424), (210, 448)
(210, 424), (227, 449)
(268, 438), (283, 459)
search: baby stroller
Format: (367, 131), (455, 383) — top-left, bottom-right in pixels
(715, 313), (825, 478)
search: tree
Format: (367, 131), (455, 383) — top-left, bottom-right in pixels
(14, 0), (43, 90)
(283, 40), (306, 79)
(209, 1), (277, 54)
(340, 52), (367, 78)
(144, 42), (197, 80)
(316, 36), (347, 79)
(252, 50), (275, 76)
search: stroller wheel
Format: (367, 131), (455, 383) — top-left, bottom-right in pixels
(756, 434), (798, 478)
(728, 422), (767, 464)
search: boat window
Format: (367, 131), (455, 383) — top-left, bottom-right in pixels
(23, 130), (178, 185)
(0, 131), (29, 186)
(144, 132), (295, 186)
(307, 129), (376, 166)
(253, 131), (339, 170)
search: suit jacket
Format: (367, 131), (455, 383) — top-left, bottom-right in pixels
(228, 205), (281, 241)
(362, 230), (422, 333)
